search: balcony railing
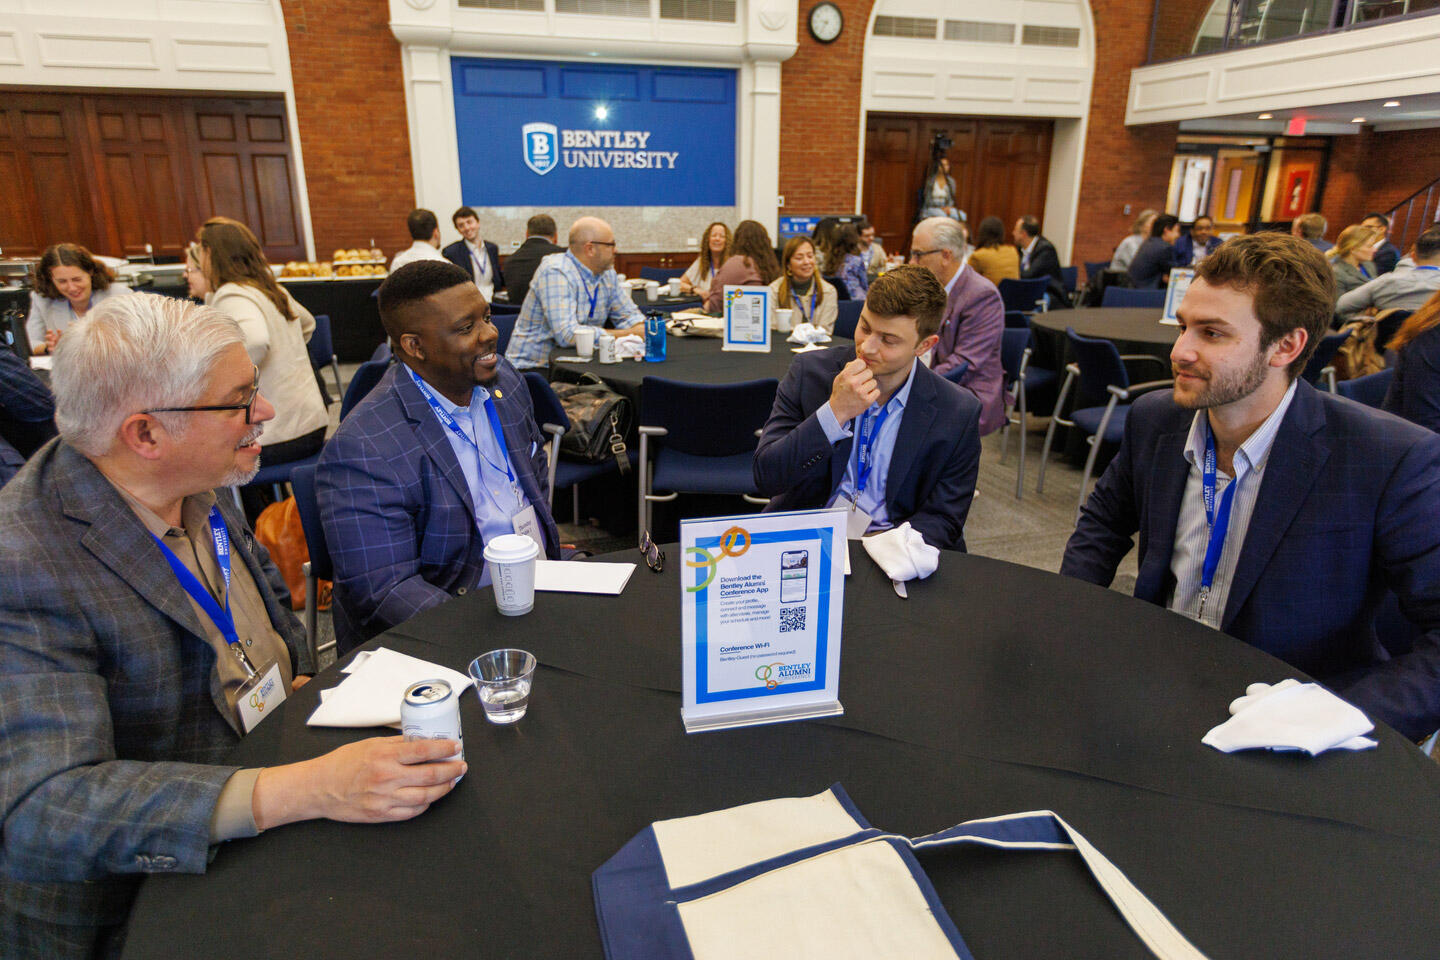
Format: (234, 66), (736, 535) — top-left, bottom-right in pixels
(1149, 0), (1440, 63)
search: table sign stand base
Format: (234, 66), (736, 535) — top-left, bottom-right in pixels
(682, 698), (843, 734)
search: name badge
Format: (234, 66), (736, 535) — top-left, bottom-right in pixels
(842, 498), (875, 540)
(237, 661), (286, 734)
(511, 504), (545, 553)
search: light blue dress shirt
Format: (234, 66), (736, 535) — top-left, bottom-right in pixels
(409, 367), (531, 586)
(506, 251), (645, 369)
(817, 358), (919, 532)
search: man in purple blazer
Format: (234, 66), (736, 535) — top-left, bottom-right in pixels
(909, 217), (1006, 435)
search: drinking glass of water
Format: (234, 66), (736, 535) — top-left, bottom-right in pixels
(469, 649), (537, 724)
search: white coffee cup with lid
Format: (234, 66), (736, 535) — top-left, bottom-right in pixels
(645, 280), (660, 302)
(573, 325), (596, 359)
(775, 308), (794, 333)
(483, 534), (541, 616)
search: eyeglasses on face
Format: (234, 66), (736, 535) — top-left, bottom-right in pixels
(908, 248), (942, 260)
(143, 365), (261, 424)
(639, 531), (665, 573)
(590, 240), (617, 249)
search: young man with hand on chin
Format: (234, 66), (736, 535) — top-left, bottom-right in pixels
(754, 264), (982, 552)
(1061, 232), (1440, 740)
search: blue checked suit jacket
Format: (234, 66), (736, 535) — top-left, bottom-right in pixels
(316, 360), (560, 653)
(0, 440), (311, 933)
(753, 345), (982, 552)
(1061, 380), (1440, 739)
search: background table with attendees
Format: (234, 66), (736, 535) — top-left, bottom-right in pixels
(119, 547), (1440, 960)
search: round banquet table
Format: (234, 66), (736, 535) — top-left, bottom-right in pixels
(1030, 306), (1179, 373)
(549, 333), (853, 407)
(121, 547), (1440, 960)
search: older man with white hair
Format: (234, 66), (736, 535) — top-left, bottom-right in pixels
(0, 294), (465, 959)
(505, 215), (647, 369)
(909, 216), (1006, 434)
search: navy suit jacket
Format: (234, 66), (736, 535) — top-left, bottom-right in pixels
(753, 345), (982, 551)
(442, 239), (505, 294)
(1173, 233), (1220, 267)
(316, 360), (560, 652)
(1061, 380), (1440, 739)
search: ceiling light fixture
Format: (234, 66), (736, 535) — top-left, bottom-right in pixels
(1258, 113), (1273, 119)
(595, 105), (609, 120)
(1384, 100), (1401, 107)
(1351, 117), (1366, 123)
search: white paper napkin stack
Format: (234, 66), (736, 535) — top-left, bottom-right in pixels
(613, 334), (646, 360)
(786, 323), (832, 346)
(307, 647), (473, 728)
(1201, 679), (1377, 755)
(861, 523), (940, 583)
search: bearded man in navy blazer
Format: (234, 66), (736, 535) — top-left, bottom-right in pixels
(442, 206), (505, 305)
(317, 261), (559, 652)
(754, 264), (982, 552)
(1061, 232), (1440, 739)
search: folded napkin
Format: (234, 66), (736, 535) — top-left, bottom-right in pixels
(1201, 679), (1377, 755)
(307, 647), (473, 728)
(861, 523), (939, 583)
(786, 323), (832, 346)
(613, 334), (647, 360)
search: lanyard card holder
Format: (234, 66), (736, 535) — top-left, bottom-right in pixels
(593, 784), (1209, 960)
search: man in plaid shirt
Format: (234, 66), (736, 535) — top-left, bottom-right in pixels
(505, 216), (647, 370)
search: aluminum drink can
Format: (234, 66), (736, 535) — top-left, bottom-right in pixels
(598, 334), (618, 363)
(401, 679), (464, 773)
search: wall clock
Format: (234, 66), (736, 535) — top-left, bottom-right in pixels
(808, 2), (844, 43)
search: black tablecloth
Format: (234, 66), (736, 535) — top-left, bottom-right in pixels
(280, 278), (386, 362)
(123, 549), (1440, 959)
(631, 290), (703, 314)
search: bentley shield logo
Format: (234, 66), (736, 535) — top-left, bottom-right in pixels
(522, 122), (558, 176)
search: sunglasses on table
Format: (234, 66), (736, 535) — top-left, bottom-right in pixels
(639, 532), (664, 573)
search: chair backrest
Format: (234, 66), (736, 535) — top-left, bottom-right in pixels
(339, 359), (390, 420)
(1375, 309), (1411, 351)
(824, 275), (851, 301)
(997, 277), (1048, 314)
(491, 311), (517, 356)
(490, 302), (522, 315)
(307, 314), (335, 370)
(640, 377), (778, 457)
(1301, 331), (1351, 384)
(6, 309), (33, 359)
(523, 370), (570, 433)
(369, 340), (392, 364)
(1101, 287), (1165, 309)
(834, 299), (864, 340)
(639, 266), (685, 283)
(1335, 367), (1394, 408)
(1060, 266), (1078, 295)
(1000, 327), (1030, 382)
(1066, 326), (1131, 409)
(289, 463), (332, 582)
(1003, 310), (1030, 329)
(940, 360), (970, 384)
(1084, 261), (1110, 285)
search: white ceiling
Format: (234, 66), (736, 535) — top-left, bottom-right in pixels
(1181, 92), (1440, 135)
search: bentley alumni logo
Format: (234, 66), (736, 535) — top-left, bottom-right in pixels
(522, 122), (680, 176)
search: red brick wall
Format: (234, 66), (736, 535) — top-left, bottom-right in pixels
(280, 0), (416, 258)
(777, 0), (878, 215)
(1322, 128), (1440, 244)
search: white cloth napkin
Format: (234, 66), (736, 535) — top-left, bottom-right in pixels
(307, 647), (473, 728)
(613, 334), (646, 360)
(1201, 679), (1377, 755)
(786, 322), (832, 346)
(861, 523), (939, 583)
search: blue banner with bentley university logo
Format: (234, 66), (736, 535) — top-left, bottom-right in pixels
(452, 57), (737, 207)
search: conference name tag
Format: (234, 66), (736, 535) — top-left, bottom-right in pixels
(511, 505), (545, 553)
(839, 497), (874, 540)
(237, 661), (286, 734)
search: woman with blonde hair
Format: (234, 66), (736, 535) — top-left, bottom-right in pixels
(704, 220), (781, 314)
(678, 222), (730, 298)
(770, 237), (838, 332)
(198, 216), (327, 468)
(1327, 224), (1380, 298)
(26, 243), (131, 354)
(1383, 289), (1440, 433)
(1110, 208), (1157, 272)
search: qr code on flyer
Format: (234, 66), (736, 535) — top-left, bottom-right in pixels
(779, 607), (807, 634)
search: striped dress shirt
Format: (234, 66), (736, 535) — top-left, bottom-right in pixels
(506, 251), (644, 369)
(1167, 380), (1298, 628)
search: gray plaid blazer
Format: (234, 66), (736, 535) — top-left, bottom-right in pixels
(0, 440), (312, 938)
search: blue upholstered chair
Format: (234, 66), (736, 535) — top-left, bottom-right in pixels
(1336, 367), (1394, 408)
(339, 359), (391, 421)
(1100, 287), (1165, 309)
(998, 277), (1049, 316)
(289, 463), (336, 665)
(306, 314), (343, 399)
(834, 300), (863, 340)
(523, 371), (636, 523)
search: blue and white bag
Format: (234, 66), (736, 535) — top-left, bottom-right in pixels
(593, 784), (1209, 960)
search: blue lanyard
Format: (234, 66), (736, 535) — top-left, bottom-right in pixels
(408, 367), (515, 484)
(1198, 429), (1239, 620)
(150, 506), (254, 677)
(1415, 266), (1440, 272)
(793, 284), (817, 324)
(470, 244), (488, 281)
(854, 403), (894, 496)
(569, 253), (602, 320)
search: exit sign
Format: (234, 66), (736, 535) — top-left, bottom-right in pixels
(1285, 117), (1307, 136)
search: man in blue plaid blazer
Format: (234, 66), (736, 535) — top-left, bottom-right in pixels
(318, 261), (561, 653)
(1062, 234), (1440, 740)
(0, 294), (464, 958)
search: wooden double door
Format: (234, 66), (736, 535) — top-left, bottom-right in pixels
(863, 114), (1053, 256)
(0, 91), (305, 262)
